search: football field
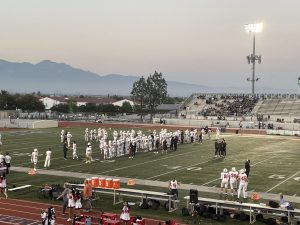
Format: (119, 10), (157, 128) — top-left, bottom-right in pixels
(2, 124), (300, 198)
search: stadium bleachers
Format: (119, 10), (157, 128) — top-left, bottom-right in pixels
(180, 93), (300, 120)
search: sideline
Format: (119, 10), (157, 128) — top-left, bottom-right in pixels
(10, 166), (300, 204)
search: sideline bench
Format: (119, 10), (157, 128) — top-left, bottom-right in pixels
(70, 183), (179, 212)
(184, 196), (300, 224)
(8, 185), (32, 192)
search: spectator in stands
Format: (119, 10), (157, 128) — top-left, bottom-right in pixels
(82, 179), (92, 212)
(56, 183), (70, 215)
(120, 201), (130, 225)
(0, 174), (8, 199)
(4, 153), (11, 174)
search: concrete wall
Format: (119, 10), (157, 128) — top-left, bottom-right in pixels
(153, 117), (300, 131)
(0, 119), (58, 129)
(32, 120), (58, 129)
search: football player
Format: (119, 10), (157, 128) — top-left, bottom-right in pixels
(31, 148), (38, 171)
(229, 167), (239, 196)
(237, 169), (248, 200)
(220, 168), (229, 195)
(85, 143), (92, 163)
(72, 141), (78, 160)
(44, 148), (52, 168)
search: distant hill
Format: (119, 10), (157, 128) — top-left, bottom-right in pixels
(0, 59), (292, 96)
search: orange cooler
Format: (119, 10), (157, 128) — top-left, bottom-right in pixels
(105, 178), (113, 188)
(91, 177), (99, 187)
(99, 177), (105, 187)
(113, 179), (120, 189)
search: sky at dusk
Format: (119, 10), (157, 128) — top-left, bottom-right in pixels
(0, 0), (299, 91)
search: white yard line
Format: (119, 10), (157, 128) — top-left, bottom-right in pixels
(54, 147), (201, 172)
(147, 158), (217, 179)
(266, 170), (300, 193)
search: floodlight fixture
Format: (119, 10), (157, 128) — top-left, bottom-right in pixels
(244, 23), (263, 33)
(244, 22), (263, 95)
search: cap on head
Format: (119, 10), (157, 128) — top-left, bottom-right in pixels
(223, 168), (227, 173)
(240, 169), (245, 174)
(232, 167), (236, 172)
(34, 148), (38, 152)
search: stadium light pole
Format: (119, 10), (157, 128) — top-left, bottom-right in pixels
(244, 23), (263, 95)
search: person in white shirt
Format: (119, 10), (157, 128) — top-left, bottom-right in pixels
(4, 153), (11, 174)
(84, 128), (89, 142)
(0, 175), (8, 199)
(169, 178), (179, 199)
(237, 169), (248, 200)
(60, 130), (65, 143)
(220, 168), (229, 195)
(72, 141), (78, 160)
(215, 127), (221, 140)
(85, 143), (92, 163)
(229, 167), (239, 196)
(66, 132), (72, 147)
(0, 152), (4, 164)
(44, 148), (52, 168)
(31, 148), (38, 171)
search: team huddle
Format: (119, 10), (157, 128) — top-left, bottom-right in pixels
(31, 127), (213, 170)
(220, 167), (249, 200)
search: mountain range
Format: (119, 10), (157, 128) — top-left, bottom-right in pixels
(0, 59), (291, 96)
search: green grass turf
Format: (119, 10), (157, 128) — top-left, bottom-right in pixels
(1, 127), (300, 224)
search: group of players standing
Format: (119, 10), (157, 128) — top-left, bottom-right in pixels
(220, 160), (251, 201)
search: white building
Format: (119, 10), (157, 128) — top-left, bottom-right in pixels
(112, 99), (135, 107)
(40, 96), (116, 109)
(39, 97), (68, 110)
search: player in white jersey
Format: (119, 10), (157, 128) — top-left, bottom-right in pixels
(220, 168), (229, 195)
(215, 127), (220, 140)
(85, 143), (92, 163)
(72, 141), (78, 160)
(44, 148), (52, 167)
(31, 148), (38, 171)
(103, 142), (109, 160)
(89, 130), (93, 142)
(99, 138), (105, 154)
(237, 169), (248, 200)
(66, 132), (72, 147)
(84, 128), (89, 142)
(60, 130), (65, 143)
(229, 167), (239, 196)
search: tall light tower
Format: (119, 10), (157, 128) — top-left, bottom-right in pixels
(244, 23), (263, 95)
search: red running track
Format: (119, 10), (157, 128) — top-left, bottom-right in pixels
(0, 198), (180, 225)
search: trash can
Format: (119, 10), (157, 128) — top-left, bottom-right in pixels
(235, 130), (239, 134)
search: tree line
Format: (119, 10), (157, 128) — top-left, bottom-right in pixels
(1, 71), (182, 115)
